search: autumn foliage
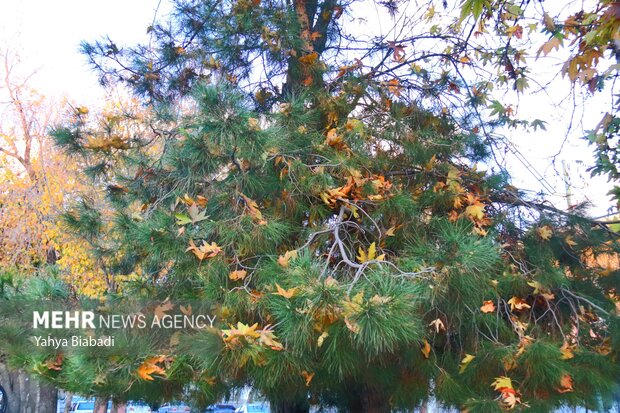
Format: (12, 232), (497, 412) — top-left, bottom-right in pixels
(1, 1), (619, 413)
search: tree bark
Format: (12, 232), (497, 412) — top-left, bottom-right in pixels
(63, 393), (73, 413)
(0, 362), (57, 413)
(271, 400), (309, 413)
(94, 397), (109, 413)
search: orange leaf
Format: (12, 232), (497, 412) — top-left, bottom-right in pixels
(421, 339), (432, 358)
(136, 356), (168, 381)
(557, 374), (573, 393)
(298, 51), (319, 65)
(278, 250), (298, 268)
(273, 283), (298, 299)
(480, 300), (496, 313)
(229, 269), (248, 281)
(301, 370), (315, 386)
(507, 297), (531, 311)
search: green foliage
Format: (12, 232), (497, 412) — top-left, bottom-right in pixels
(2, 0), (616, 412)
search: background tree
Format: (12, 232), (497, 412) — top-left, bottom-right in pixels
(4, 1), (618, 413)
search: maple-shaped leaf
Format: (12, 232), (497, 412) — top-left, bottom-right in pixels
(429, 318), (445, 333)
(537, 37), (561, 57)
(505, 24), (523, 39)
(186, 240), (223, 260)
(465, 201), (485, 220)
(259, 327), (284, 351)
(187, 203), (209, 224)
(385, 226), (397, 237)
(560, 342), (574, 360)
(537, 225), (553, 240)
(301, 370), (315, 387)
(273, 283), (298, 299)
(298, 51), (319, 65)
(44, 353), (64, 371)
(557, 374), (574, 393)
(528, 280), (555, 300)
(343, 291), (364, 317)
(386, 78), (401, 96)
(491, 376), (513, 392)
(387, 41), (406, 62)
(369, 294), (391, 305)
(480, 300), (496, 313)
(154, 300), (174, 320)
(507, 297), (531, 311)
(357, 242), (385, 263)
(175, 213), (192, 226)
(277, 249), (298, 267)
(240, 194), (267, 225)
(180, 304), (192, 316)
(136, 355), (168, 381)
(421, 338), (432, 358)
(459, 354), (475, 374)
(229, 269), (248, 281)
(169, 332), (181, 348)
(222, 322), (261, 343)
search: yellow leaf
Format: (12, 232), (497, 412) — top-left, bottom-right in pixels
(385, 226), (397, 237)
(357, 242), (383, 263)
(186, 240), (223, 260)
(317, 331), (329, 348)
(465, 201), (485, 220)
(527, 281), (543, 294)
(491, 376), (513, 392)
(229, 269), (248, 281)
(480, 300), (496, 313)
(241, 194), (267, 225)
(537, 225), (553, 240)
(421, 339), (432, 358)
(507, 297), (531, 311)
(273, 283), (298, 299)
(259, 328), (284, 351)
(343, 291), (364, 317)
(278, 250), (298, 267)
(459, 354), (475, 373)
(369, 294), (391, 305)
(248, 117), (261, 131)
(560, 342), (574, 360)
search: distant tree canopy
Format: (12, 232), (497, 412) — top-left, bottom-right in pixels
(1, 1), (619, 413)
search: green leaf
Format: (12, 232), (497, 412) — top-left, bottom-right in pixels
(175, 213), (192, 226)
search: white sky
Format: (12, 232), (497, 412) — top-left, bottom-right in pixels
(0, 0), (614, 217)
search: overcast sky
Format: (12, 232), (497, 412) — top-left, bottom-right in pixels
(0, 0), (614, 217)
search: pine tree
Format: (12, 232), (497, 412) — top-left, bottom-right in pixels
(4, 1), (619, 412)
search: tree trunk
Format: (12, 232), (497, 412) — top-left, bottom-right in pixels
(63, 393), (73, 413)
(94, 397), (109, 413)
(363, 390), (390, 413)
(111, 400), (126, 413)
(0, 362), (57, 413)
(270, 400), (309, 413)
